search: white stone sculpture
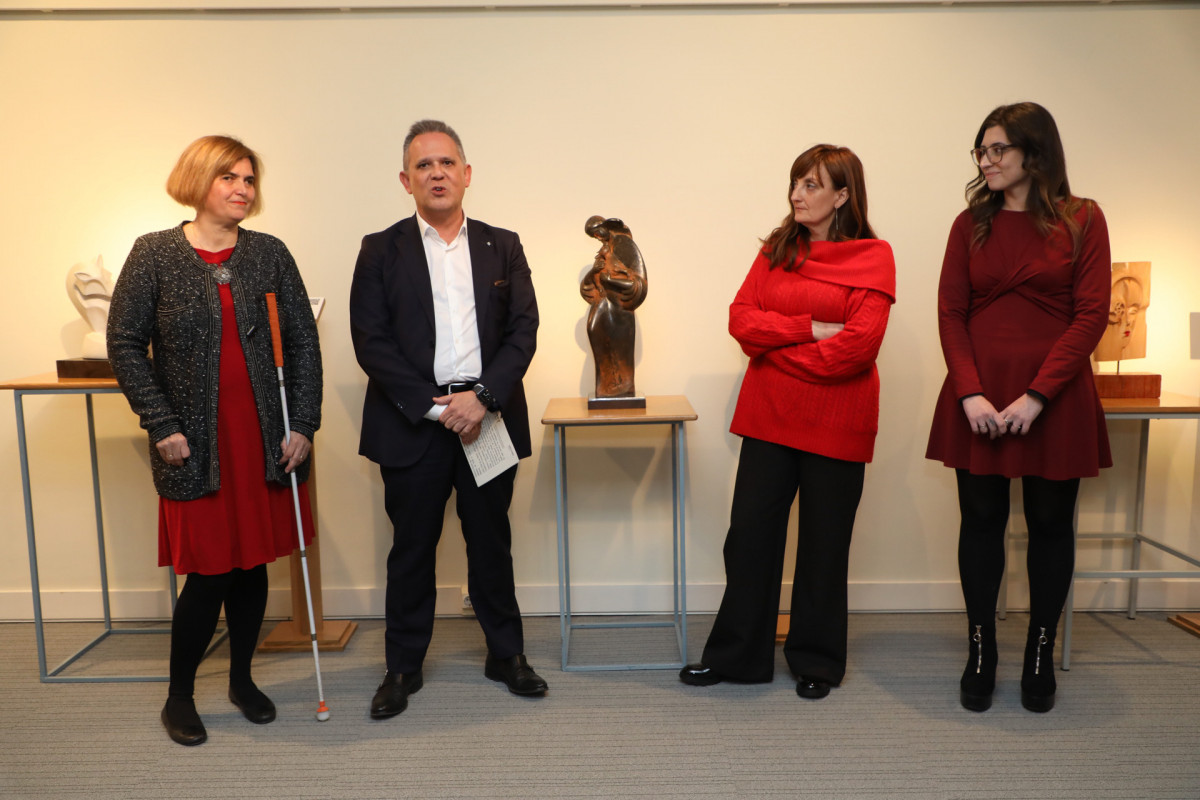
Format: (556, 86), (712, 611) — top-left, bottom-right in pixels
(66, 255), (114, 359)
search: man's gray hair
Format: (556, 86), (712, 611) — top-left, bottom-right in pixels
(403, 120), (467, 169)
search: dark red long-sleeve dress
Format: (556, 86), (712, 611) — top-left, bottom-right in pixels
(926, 205), (1112, 480)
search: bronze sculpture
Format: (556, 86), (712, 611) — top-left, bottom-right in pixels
(581, 215), (648, 408)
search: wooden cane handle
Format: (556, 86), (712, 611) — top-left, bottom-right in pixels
(265, 293), (284, 368)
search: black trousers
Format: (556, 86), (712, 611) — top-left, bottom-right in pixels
(955, 470), (1079, 638)
(701, 437), (865, 684)
(380, 425), (524, 674)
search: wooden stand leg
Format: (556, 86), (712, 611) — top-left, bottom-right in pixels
(258, 454), (357, 653)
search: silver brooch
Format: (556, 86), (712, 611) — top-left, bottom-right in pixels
(214, 266), (232, 285)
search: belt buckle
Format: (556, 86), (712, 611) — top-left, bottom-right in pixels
(447, 382), (473, 394)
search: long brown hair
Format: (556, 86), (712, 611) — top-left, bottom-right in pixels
(966, 102), (1091, 254)
(763, 144), (876, 271)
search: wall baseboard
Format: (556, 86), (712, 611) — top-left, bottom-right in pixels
(3, 578), (1197, 621)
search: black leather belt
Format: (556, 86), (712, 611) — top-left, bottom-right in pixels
(438, 382), (477, 394)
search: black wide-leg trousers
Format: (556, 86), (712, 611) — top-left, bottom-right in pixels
(701, 437), (865, 684)
(380, 426), (524, 674)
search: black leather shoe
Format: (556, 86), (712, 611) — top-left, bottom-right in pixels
(679, 663), (724, 686)
(370, 669), (424, 719)
(228, 683), (276, 724)
(161, 697), (207, 746)
(796, 677), (832, 699)
(484, 653), (548, 696)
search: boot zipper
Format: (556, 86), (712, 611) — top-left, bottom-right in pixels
(1034, 626), (1048, 675)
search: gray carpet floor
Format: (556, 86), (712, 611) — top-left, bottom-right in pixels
(1, 612), (1198, 799)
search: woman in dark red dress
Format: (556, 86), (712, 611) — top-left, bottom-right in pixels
(108, 136), (322, 745)
(926, 103), (1111, 713)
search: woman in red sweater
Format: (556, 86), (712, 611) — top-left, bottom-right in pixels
(680, 145), (895, 699)
(926, 102), (1111, 713)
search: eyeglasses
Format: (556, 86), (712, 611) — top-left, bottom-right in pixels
(970, 143), (1019, 166)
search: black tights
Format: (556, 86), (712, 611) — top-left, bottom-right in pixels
(168, 565), (268, 699)
(956, 470), (1078, 637)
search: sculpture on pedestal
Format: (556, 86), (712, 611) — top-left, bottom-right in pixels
(1092, 261), (1159, 398)
(580, 216), (648, 408)
(1093, 261), (1150, 364)
(66, 255), (114, 360)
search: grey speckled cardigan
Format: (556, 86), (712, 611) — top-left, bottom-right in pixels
(107, 224), (322, 501)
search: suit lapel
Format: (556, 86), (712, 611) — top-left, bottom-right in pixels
(468, 219), (495, 336)
(393, 215), (436, 331)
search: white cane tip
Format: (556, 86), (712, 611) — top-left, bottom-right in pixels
(317, 709), (331, 721)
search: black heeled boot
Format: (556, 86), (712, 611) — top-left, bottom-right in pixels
(1020, 625), (1057, 713)
(960, 623), (997, 712)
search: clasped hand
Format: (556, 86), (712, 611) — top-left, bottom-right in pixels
(961, 394), (1044, 439)
(434, 390), (486, 445)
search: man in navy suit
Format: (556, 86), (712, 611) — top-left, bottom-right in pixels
(350, 120), (545, 718)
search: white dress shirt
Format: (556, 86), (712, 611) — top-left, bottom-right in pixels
(417, 213), (482, 419)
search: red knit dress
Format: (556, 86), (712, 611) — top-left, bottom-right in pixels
(729, 240), (897, 463)
(158, 247), (315, 575)
(925, 206), (1112, 480)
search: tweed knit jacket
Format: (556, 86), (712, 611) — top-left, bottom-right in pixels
(107, 224), (322, 501)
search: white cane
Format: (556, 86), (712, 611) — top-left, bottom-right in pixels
(265, 293), (330, 722)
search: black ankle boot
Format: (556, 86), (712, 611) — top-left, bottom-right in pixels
(1020, 625), (1057, 713)
(960, 623), (997, 712)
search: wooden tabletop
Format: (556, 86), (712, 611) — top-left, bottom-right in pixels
(1101, 392), (1200, 415)
(0, 372), (121, 391)
(542, 396), (697, 425)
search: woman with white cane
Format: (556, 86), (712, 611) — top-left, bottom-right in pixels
(108, 135), (322, 745)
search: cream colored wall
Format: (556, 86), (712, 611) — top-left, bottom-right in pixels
(2, 4), (1199, 621)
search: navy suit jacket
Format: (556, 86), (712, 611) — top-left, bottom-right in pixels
(349, 215), (538, 468)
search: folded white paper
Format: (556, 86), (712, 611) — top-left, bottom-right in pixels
(462, 411), (518, 486)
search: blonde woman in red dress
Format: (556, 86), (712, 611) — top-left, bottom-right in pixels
(108, 136), (322, 745)
(680, 145), (895, 699)
(926, 103), (1111, 713)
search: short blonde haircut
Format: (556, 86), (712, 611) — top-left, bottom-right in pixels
(166, 135), (263, 216)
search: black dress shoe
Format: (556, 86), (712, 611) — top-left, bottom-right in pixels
(162, 697), (207, 746)
(796, 677), (832, 699)
(370, 669), (424, 719)
(228, 682), (276, 724)
(679, 663), (724, 686)
(484, 653), (548, 696)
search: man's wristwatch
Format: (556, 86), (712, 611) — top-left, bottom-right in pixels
(473, 383), (498, 411)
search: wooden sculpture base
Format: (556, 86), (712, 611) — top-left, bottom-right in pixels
(1094, 372), (1161, 398)
(1168, 613), (1200, 639)
(56, 358), (115, 379)
(587, 394), (646, 410)
(258, 618), (358, 652)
